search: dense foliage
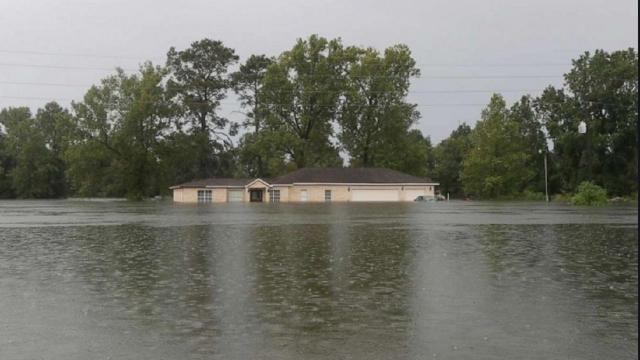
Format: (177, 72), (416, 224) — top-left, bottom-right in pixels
(571, 181), (608, 206)
(432, 123), (472, 198)
(461, 95), (534, 198)
(0, 38), (636, 200)
(535, 49), (638, 196)
(437, 48), (637, 200)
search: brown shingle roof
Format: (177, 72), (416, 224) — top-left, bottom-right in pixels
(171, 178), (251, 188)
(170, 168), (436, 189)
(270, 167), (435, 185)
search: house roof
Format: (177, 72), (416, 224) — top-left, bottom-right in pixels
(170, 168), (436, 189)
(270, 167), (435, 185)
(170, 178), (251, 189)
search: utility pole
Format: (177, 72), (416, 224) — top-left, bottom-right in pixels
(539, 148), (550, 203)
(544, 152), (549, 203)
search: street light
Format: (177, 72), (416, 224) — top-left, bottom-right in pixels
(578, 120), (587, 134)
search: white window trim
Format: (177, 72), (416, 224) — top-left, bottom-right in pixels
(197, 189), (212, 203)
(269, 189), (281, 203)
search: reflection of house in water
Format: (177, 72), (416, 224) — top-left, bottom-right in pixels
(170, 167), (438, 203)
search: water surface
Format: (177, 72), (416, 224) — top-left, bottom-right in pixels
(0, 200), (637, 359)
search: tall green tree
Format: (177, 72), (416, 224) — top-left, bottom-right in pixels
(231, 54), (280, 177)
(462, 94), (533, 198)
(536, 48), (638, 195)
(433, 123), (472, 197)
(232, 54), (275, 132)
(70, 64), (171, 199)
(0, 107), (60, 198)
(0, 131), (15, 198)
(35, 102), (74, 197)
(260, 35), (346, 169)
(166, 39), (239, 178)
(509, 95), (548, 193)
(393, 129), (433, 177)
(337, 45), (422, 172)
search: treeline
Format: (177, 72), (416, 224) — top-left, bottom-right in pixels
(0, 36), (636, 200)
(434, 48), (637, 199)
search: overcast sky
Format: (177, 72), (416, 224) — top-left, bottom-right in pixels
(0, 0), (637, 142)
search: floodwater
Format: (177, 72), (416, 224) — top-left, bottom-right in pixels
(0, 200), (637, 360)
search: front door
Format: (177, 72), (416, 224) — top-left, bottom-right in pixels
(249, 189), (263, 202)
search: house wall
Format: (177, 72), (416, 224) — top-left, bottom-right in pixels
(213, 188), (227, 203)
(173, 188), (183, 202)
(172, 188), (227, 203)
(271, 186), (290, 202)
(286, 184), (436, 202)
(287, 185), (350, 202)
(173, 183), (437, 203)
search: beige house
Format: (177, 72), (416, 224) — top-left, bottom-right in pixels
(170, 167), (438, 203)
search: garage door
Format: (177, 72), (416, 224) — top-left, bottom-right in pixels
(227, 189), (244, 202)
(351, 189), (399, 202)
(404, 189), (425, 201)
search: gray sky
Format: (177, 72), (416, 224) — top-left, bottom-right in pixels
(0, 0), (637, 142)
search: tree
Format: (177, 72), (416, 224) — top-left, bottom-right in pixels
(536, 49), (638, 195)
(166, 39), (239, 178)
(462, 94), (533, 198)
(231, 54), (279, 177)
(0, 107), (59, 198)
(235, 130), (288, 177)
(433, 123), (472, 198)
(69, 64), (171, 199)
(0, 131), (15, 198)
(35, 102), (74, 197)
(509, 95), (548, 193)
(260, 35), (345, 169)
(338, 45), (421, 170)
(232, 54), (275, 132)
(392, 129), (433, 177)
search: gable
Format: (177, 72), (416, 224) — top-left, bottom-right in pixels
(245, 178), (271, 188)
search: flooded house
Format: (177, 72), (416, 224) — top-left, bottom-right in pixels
(170, 167), (438, 203)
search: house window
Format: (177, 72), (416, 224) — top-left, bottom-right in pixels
(324, 190), (332, 202)
(269, 189), (280, 203)
(300, 190), (308, 202)
(197, 190), (212, 203)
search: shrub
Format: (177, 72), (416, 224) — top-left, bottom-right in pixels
(521, 190), (545, 201)
(553, 193), (572, 203)
(571, 181), (608, 206)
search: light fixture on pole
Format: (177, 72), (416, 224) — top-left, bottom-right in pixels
(578, 121), (587, 134)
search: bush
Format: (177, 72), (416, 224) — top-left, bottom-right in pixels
(571, 181), (608, 206)
(521, 190), (545, 201)
(553, 193), (572, 203)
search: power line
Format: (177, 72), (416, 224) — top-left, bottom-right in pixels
(0, 95), (488, 106)
(0, 95), (629, 107)
(0, 62), (567, 79)
(0, 49), (571, 68)
(418, 63), (570, 67)
(0, 80), (547, 93)
(0, 81), (91, 88)
(0, 96), (76, 101)
(0, 62), (138, 72)
(0, 49), (580, 67)
(420, 75), (562, 79)
(0, 49), (157, 61)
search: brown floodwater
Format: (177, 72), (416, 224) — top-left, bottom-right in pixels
(0, 200), (637, 359)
